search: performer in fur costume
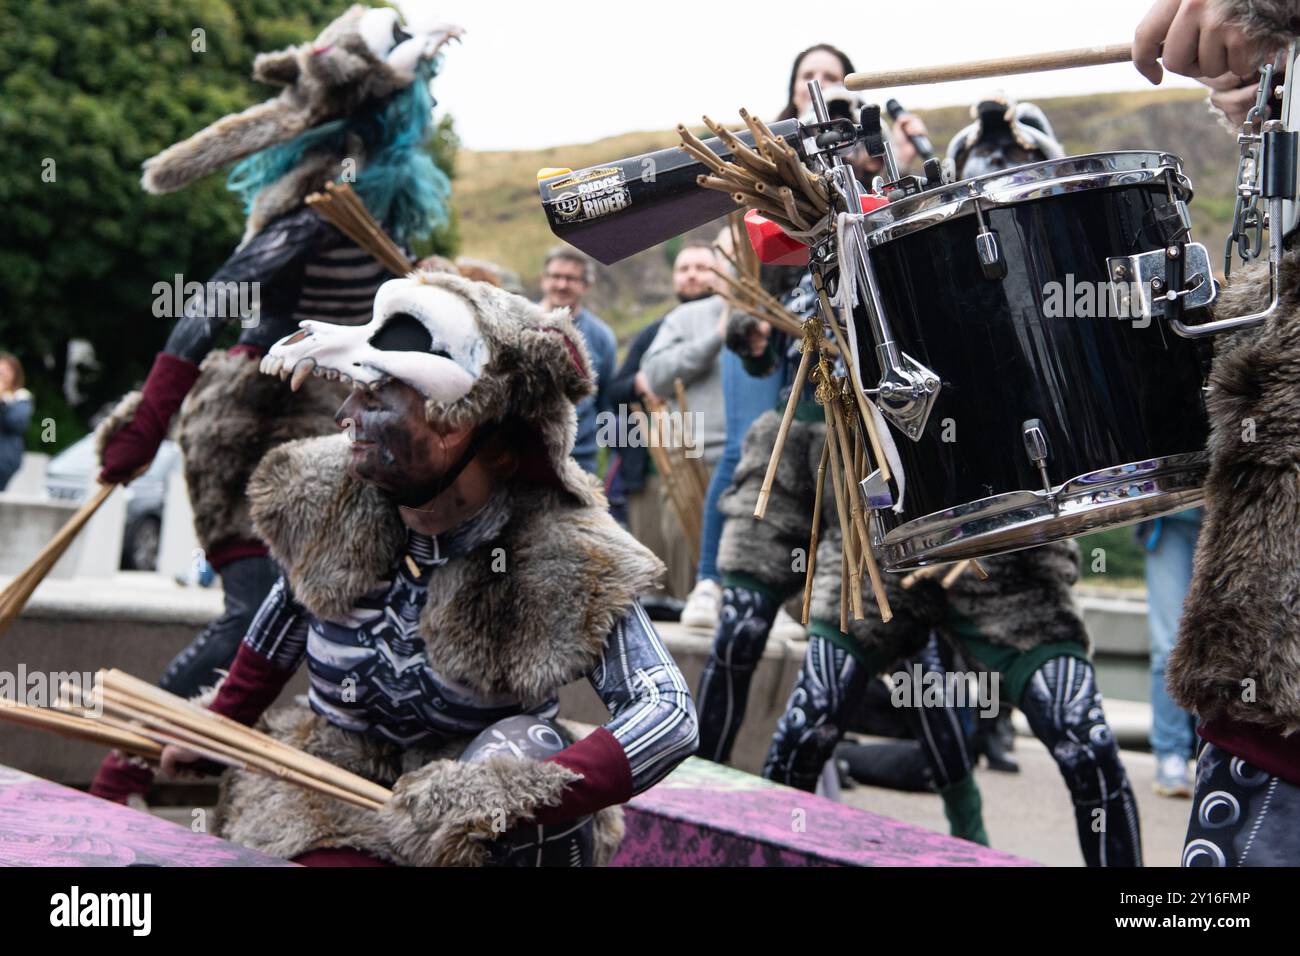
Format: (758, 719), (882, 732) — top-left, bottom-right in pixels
(701, 101), (1143, 865)
(155, 271), (697, 866)
(91, 5), (459, 802)
(1129, 0), (1300, 867)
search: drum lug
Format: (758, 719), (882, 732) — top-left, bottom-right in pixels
(975, 228), (1006, 280)
(1021, 419), (1054, 497)
(973, 204), (1006, 280)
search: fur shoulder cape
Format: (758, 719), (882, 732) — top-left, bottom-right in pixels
(248, 433), (665, 703)
(1167, 251), (1300, 733)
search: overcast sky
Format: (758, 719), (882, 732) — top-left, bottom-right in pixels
(401, 0), (1204, 151)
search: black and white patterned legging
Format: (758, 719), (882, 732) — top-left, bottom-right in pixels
(1183, 743), (1300, 866)
(762, 640), (1142, 866)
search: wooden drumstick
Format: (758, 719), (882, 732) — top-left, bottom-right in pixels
(845, 43), (1132, 91)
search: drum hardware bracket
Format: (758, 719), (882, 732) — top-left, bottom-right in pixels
(1106, 242), (1216, 322)
(817, 84), (943, 443)
(1021, 419), (1054, 499)
(1224, 61), (1282, 277)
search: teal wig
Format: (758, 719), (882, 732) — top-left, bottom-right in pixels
(226, 58), (450, 246)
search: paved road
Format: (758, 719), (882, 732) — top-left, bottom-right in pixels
(837, 735), (1191, 866)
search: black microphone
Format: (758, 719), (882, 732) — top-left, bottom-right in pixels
(885, 98), (935, 162)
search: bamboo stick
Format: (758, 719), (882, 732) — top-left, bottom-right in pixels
(0, 699), (162, 759)
(942, 560), (973, 588)
(829, 388), (892, 622)
(827, 390), (864, 621)
(755, 344), (813, 520)
(821, 384), (859, 627)
(100, 670), (392, 807)
(901, 563), (948, 589)
(95, 689), (383, 811)
(0, 482), (118, 637)
(811, 271), (891, 484)
(802, 437), (830, 625)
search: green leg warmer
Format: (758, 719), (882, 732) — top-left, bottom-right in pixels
(939, 775), (989, 846)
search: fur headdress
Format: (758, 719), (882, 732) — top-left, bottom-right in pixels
(262, 271), (601, 505)
(142, 5), (460, 195)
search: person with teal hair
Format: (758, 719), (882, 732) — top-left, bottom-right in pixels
(91, 6), (462, 805)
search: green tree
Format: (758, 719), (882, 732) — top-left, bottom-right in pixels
(0, 0), (457, 451)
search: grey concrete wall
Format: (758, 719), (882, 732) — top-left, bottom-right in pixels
(0, 574), (1155, 785)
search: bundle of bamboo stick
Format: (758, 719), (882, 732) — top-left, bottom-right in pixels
(0, 669), (392, 811)
(678, 110), (830, 236)
(636, 387), (706, 569)
(305, 182), (412, 276)
(0, 482), (119, 639)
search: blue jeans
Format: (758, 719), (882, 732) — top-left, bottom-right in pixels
(697, 350), (782, 583)
(1145, 512), (1201, 759)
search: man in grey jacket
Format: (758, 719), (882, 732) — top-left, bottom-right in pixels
(640, 242), (728, 598)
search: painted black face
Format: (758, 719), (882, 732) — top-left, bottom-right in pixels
(335, 380), (462, 504)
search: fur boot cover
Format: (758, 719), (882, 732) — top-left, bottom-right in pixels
(177, 349), (346, 553)
(216, 701), (625, 866)
(1212, 0), (1300, 51)
(1167, 250), (1300, 733)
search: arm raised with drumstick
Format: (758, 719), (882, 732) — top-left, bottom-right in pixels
(1133, 0), (1298, 83)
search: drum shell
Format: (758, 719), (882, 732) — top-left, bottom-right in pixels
(859, 181), (1212, 562)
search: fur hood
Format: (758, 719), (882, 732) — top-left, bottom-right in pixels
(1212, 0), (1300, 50)
(248, 433), (664, 703)
(1167, 250), (1300, 732)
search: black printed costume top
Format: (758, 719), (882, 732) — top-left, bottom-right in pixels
(209, 476), (699, 816)
(162, 207), (393, 363)
(168, 208), (399, 564)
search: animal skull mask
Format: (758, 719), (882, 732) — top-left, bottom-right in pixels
(262, 276), (488, 403)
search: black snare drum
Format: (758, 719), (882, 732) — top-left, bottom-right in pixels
(851, 152), (1216, 570)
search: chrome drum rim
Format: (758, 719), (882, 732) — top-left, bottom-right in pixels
(872, 452), (1207, 571)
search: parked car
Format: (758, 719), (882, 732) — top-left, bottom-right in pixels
(44, 436), (181, 571)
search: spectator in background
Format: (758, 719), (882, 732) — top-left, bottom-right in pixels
(1141, 509), (1203, 797)
(640, 241), (731, 599)
(538, 246), (616, 475)
(0, 352), (33, 492)
(605, 242), (717, 591)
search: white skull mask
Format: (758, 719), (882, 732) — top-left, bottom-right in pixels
(262, 277), (488, 402)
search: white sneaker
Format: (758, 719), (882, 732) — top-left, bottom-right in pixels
(1152, 753), (1192, 798)
(680, 579), (722, 629)
(772, 607), (807, 643)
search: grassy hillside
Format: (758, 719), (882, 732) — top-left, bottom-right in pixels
(452, 87), (1238, 345)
